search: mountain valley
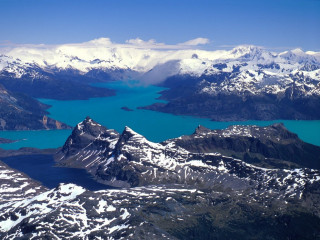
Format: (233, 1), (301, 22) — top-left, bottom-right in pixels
(1, 41), (320, 239)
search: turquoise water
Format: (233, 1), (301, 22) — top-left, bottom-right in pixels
(0, 130), (72, 150)
(1, 81), (320, 149)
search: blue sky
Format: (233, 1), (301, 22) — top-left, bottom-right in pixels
(0, 0), (319, 50)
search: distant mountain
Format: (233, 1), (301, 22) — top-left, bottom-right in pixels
(0, 62), (115, 100)
(1, 41), (319, 120)
(0, 84), (70, 130)
(1, 42), (319, 82)
(141, 46), (320, 121)
(167, 123), (320, 169)
(1, 118), (320, 239)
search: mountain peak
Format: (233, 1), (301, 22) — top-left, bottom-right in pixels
(231, 45), (262, 54)
(76, 117), (103, 132)
(279, 48), (317, 63)
(61, 117), (108, 155)
(119, 126), (142, 141)
(85, 115), (92, 121)
(291, 48), (305, 55)
(229, 45), (268, 60)
(194, 125), (211, 134)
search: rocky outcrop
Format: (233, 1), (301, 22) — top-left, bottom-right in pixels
(56, 118), (320, 193)
(0, 84), (71, 130)
(2, 181), (320, 240)
(0, 160), (47, 203)
(141, 72), (320, 121)
(57, 116), (119, 173)
(167, 123), (320, 169)
(1, 118), (320, 239)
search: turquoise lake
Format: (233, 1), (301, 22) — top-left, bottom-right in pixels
(1, 80), (320, 149)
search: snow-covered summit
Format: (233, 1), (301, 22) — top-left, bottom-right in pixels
(1, 38), (319, 81)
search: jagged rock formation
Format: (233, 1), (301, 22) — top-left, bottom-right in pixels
(1, 117), (320, 239)
(0, 84), (70, 130)
(56, 118), (320, 193)
(58, 117), (120, 174)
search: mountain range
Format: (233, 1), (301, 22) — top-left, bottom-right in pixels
(1, 40), (320, 78)
(1, 39), (320, 123)
(1, 117), (320, 239)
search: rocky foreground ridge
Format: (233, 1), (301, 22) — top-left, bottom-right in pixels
(1, 117), (320, 239)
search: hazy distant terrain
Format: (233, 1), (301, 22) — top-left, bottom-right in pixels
(1, 42), (319, 122)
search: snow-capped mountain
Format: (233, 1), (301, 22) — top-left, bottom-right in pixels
(1, 39), (320, 121)
(1, 39), (319, 83)
(57, 118), (320, 195)
(1, 117), (320, 239)
(1, 39), (319, 99)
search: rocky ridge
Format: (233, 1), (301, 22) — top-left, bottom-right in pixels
(1, 117), (320, 239)
(57, 118), (320, 196)
(0, 84), (70, 130)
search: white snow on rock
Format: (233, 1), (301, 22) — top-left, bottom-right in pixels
(1, 39), (319, 93)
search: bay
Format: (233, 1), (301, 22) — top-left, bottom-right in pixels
(1, 154), (111, 190)
(1, 80), (319, 189)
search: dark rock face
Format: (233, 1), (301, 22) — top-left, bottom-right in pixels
(57, 117), (119, 173)
(141, 74), (320, 121)
(56, 118), (320, 192)
(168, 123), (320, 169)
(0, 68), (115, 100)
(0, 84), (70, 130)
(1, 117), (320, 239)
